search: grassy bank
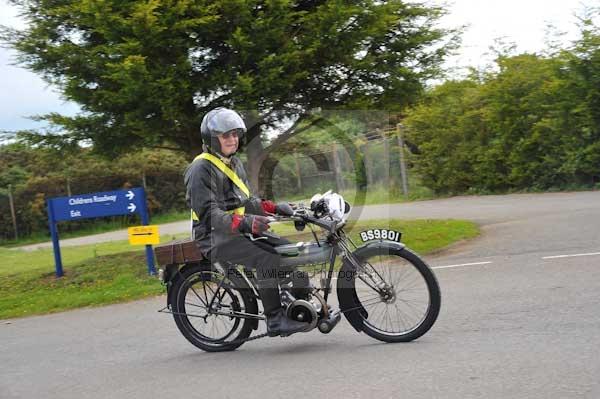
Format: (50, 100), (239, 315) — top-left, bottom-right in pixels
(0, 218), (478, 320)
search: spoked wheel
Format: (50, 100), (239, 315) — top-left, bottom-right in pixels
(169, 264), (254, 352)
(345, 246), (441, 342)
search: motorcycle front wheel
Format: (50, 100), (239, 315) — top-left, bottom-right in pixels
(340, 246), (441, 343)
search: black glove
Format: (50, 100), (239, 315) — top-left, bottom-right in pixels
(236, 214), (271, 235)
(275, 202), (294, 216)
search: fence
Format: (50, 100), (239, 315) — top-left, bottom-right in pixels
(270, 124), (412, 201)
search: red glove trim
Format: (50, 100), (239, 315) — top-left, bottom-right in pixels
(231, 214), (243, 233)
(261, 200), (276, 214)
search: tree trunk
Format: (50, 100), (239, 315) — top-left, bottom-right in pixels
(294, 152), (303, 194)
(244, 125), (266, 195)
(185, 133), (204, 161)
(8, 184), (18, 240)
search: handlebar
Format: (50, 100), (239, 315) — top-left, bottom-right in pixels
(262, 193), (349, 234)
(266, 212), (341, 233)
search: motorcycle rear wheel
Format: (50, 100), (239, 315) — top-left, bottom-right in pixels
(169, 264), (254, 352)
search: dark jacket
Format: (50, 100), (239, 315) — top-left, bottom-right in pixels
(184, 153), (263, 255)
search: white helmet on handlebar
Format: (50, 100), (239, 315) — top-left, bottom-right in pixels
(310, 190), (349, 221)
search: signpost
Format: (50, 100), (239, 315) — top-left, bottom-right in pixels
(47, 187), (156, 277)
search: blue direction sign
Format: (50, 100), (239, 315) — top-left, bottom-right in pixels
(49, 188), (145, 222)
(47, 187), (156, 277)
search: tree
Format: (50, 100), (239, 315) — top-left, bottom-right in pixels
(479, 53), (569, 189)
(2, 0), (458, 191)
(559, 13), (600, 185)
(404, 13), (600, 194)
(403, 79), (486, 193)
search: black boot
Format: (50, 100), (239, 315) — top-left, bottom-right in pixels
(266, 308), (310, 337)
(256, 273), (309, 337)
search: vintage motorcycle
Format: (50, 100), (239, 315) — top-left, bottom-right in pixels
(156, 191), (441, 352)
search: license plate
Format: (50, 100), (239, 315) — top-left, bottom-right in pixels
(359, 229), (402, 242)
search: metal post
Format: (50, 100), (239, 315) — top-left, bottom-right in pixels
(139, 188), (156, 275)
(363, 140), (373, 185)
(332, 143), (345, 192)
(66, 177), (72, 197)
(47, 200), (64, 277)
(382, 133), (390, 185)
(396, 124), (409, 197)
(8, 184), (18, 240)
(142, 171), (147, 190)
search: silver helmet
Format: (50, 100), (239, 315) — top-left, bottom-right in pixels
(200, 108), (246, 155)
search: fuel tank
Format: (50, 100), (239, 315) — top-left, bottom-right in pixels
(275, 241), (333, 268)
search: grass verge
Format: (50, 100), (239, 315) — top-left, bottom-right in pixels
(0, 219), (478, 320)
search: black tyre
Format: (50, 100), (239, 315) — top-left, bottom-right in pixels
(169, 264), (254, 352)
(344, 246), (441, 342)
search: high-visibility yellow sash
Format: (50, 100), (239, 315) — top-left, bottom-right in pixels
(190, 153), (250, 222)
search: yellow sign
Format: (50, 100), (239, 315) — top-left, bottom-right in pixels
(128, 225), (160, 245)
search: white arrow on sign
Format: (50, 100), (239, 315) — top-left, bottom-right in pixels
(128, 203), (136, 213)
(126, 190), (135, 200)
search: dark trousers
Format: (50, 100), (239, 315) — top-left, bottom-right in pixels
(206, 234), (291, 315)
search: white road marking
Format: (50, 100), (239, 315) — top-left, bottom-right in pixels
(432, 261), (493, 270)
(542, 252), (600, 260)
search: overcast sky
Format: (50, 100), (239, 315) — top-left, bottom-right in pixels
(0, 0), (596, 132)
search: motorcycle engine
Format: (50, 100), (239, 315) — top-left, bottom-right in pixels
(282, 289), (327, 332)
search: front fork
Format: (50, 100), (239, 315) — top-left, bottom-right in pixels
(322, 245), (339, 303)
(323, 237), (391, 306)
(338, 240), (390, 296)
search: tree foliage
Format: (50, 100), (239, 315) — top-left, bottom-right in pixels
(2, 0), (458, 159)
(0, 143), (189, 241)
(404, 15), (600, 194)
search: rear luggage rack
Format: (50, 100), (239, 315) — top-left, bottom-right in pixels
(154, 238), (204, 266)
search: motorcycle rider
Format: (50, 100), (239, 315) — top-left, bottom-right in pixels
(184, 107), (309, 337)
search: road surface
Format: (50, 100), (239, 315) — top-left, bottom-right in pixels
(2, 191), (599, 399)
